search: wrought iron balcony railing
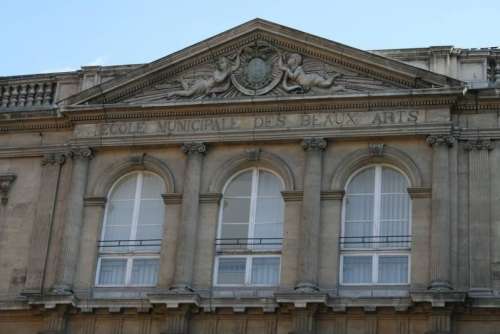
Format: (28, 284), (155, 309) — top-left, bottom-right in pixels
(98, 239), (162, 252)
(340, 235), (411, 249)
(215, 237), (283, 252)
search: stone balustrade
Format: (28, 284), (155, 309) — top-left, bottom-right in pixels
(0, 80), (56, 109)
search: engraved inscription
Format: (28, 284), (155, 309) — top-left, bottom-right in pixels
(75, 109), (430, 138)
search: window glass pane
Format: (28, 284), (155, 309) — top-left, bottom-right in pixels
(380, 194), (410, 220)
(225, 171), (252, 196)
(221, 198), (251, 223)
(381, 168), (408, 193)
(378, 256), (408, 284)
(98, 258), (127, 285)
(255, 197), (284, 223)
(251, 257), (280, 285)
(345, 194), (373, 221)
(130, 258), (159, 285)
(343, 221), (373, 248)
(141, 173), (165, 199)
(220, 223), (249, 239)
(111, 174), (137, 200)
(342, 256), (372, 284)
(217, 258), (246, 284)
(347, 168), (375, 194)
(254, 222), (283, 239)
(106, 200), (134, 227)
(257, 171), (282, 196)
(138, 199), (165, 227)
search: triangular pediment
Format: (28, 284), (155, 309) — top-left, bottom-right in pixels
(64, 19), (463, 106)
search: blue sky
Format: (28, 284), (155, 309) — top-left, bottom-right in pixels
(2, 0), (499, 76)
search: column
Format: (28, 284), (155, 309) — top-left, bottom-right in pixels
(295, 138), (326, 292)
(491, 143), (500, 289)
(23, 153), (66, 295)
(426, 135), (454, 290)
(52, 147), (93, 294)
(465, 139), (494, 293)
(172, 142), (206, 291)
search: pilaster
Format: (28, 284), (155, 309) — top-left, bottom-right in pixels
(465, 139), (494, 294)
(172, 142), (206, 291)
(23, 153), (66, 295)
(290, 305), (318, 334)
(52, 147), (94, 294)
(426, 135), (454, 291)
(296, 138), (326, 292)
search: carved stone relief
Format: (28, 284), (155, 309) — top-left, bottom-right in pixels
(123, 41), (399, 104)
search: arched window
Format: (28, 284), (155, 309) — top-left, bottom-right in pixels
(214, 168), (284, 286)
(340, 165), (411, 285)
(96, 171), (165, 287)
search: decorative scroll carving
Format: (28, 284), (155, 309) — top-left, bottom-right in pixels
(245, 148), (261, 161)
(279, 53), (343, 93)
(426, 135), (455, 147)
(68, 147), (94, 160)
(0, 173), (16, 205)
(41, 152), (67, 166)
(301, 138), (327, 151)
(181, 142), (207, 155)
(464, 139), (494, 151)
(368, 143), (385, 156)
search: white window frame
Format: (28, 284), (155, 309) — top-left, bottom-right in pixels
(339, 252), (411, 286)
(340, 164), (412, 286)
(95, 255), (160, 287)
(96, 171), (165, 287)
(213, 254), (281, 287)
(216, 167), (285, 250)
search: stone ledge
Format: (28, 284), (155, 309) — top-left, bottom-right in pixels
(274, 292), (328, 308)
(148, 292), (200, 308)
(410, 290), (466, 307)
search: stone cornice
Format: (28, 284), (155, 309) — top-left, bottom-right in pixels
(0, 88), (464, 133)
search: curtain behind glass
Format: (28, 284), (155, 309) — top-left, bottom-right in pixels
(342, 256), (372, 283)
(344, 168), (375, 248)
(380, 168), (410, 248)
(251, 257), (280, 285)
(98, 258), (127, 285)
(130, 258), (159, 285)
(378, 255), (408, 283)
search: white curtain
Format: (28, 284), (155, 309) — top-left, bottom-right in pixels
(342, 256), (372, 284)
(251, 257), (280, 285)
(379, 168), (410, 247)
(344, 168), (375, 248)
(217, 258), (246, 284)
(130, 258), (159, 285)
(378, 255), (408, 283)
(98, 258), (126, 285)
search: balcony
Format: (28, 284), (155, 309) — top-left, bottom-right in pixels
(215, 237), (283, 253)
(340, 235), (411, 249)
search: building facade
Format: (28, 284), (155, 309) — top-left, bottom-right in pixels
(1, 19), (500, 334)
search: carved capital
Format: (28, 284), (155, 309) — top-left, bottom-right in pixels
(426, 135), (455, 147)
(301, 138), (327, 151)
(181, 142), (207, 155)
(368, 143), (385, 157)
(68, 147), (94, 160)
(464, 139), (494, 151)
(321, 190), (345, 200)
(41, 152), (66, 166)
(0, 173), (16, 205)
